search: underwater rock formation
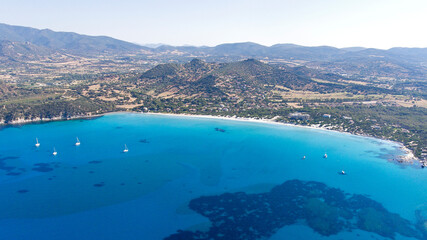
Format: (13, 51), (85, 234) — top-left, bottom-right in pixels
(165, 180), (424, 240)
(32, 162), (59, 172)
(214, 128), (226, 133)
(0, 156), (21, 174)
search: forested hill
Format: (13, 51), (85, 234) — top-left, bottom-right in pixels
(138, 58), (396, 99)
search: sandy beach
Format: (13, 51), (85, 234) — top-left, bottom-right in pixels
(1, 110), (421, 167)
(140, 112), (421, 166)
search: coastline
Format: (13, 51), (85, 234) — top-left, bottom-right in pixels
(0, 113), (107, 127)
(1, 110), (423, 167)
(141, 112), (421, 166)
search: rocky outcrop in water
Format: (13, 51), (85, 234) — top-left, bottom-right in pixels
(165, 180), (425, 240)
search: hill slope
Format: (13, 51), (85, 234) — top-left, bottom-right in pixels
(0, 23), (147, 55)
(138, 59), (393, 99)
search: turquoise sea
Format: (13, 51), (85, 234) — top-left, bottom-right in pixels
(0, 113), (425, 240)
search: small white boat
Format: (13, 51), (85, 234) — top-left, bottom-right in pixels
(341, 170), (346, 175)
(324, 153), (328, 158)
(123, 144), (129, 153)
(35, 138), (40, 147)
(53, 147), (58, 156)
(302, 156), (306, 159)
(75, 137), (81, 146)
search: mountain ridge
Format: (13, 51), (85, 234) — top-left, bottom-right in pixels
(0, 23), (148, 55)
(2, 23), (427, 57)
(1, 23), (427, 82)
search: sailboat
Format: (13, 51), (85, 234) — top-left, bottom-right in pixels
(123, 144), (129, 153)
(341, 170), (346, 175)
(75, 137), (81, 146)
(35, 138), (40, 147)
(53, 147), (58, 156)
(323, 153), (328, 158)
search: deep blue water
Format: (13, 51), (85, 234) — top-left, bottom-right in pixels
(0, 113), (425, 239)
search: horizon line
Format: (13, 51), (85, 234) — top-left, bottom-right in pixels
(2, 22), (427, 50)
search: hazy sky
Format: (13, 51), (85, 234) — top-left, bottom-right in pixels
(1, 0), (427, 49)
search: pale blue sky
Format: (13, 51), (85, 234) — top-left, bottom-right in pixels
(1, 0), (427, 49)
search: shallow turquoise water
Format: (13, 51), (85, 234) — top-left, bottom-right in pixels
(0, 113), (425, 239)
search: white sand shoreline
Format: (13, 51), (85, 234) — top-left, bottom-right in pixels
(2, 111), (421, 166)
(128, 112), (420, 166)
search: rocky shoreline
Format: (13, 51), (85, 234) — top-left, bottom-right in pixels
(0, 113), (104, 126)
(314, 123), (423, 167)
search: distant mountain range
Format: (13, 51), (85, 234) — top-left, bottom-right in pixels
(1, 23), (426, 59)
(1, 23), (427, 81)
(0, 23), (147, 55)
(0, 40), (55, 61)
(153, 42), (427, 63)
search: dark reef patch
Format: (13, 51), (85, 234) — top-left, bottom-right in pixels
(47, 176), (57, 181)
(4, 166), (16, 171)
(32, 163), (59, 172)
(0, 156), (19, 161)
(214, 127), (226, 133)
(93, 182), (105, 187)
(139, 139), (149, 143)
(6, 172), (21, 176)
(0, 156), (21, 175)
(165, 180), (424, 240)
